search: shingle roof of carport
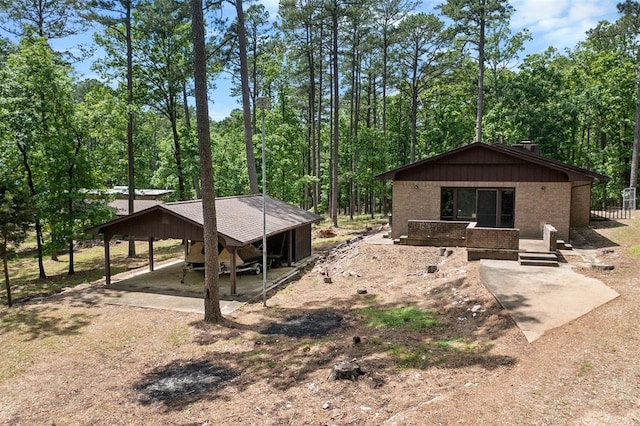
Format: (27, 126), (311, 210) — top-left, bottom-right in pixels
(88, 194), (323, 246)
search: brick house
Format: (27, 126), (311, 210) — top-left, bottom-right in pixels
(376, 142), (608, 241)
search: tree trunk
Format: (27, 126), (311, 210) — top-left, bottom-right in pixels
(171, 117), (186, 200)
(191, 0), (223, 323)
(331, 0), (339, 227)
(2, 242), (12, 308)
(68, 240), (75, 275)
(126, 0), (136, 258)
(315, 21), (324, 215)
(234, 0), (259, 194)
(475, 1), (486, 144)
(17, 144), (46, 279)
(410, 55), (418, 163)
(382, 26), (388, 138)
(183, 83), (202, 199)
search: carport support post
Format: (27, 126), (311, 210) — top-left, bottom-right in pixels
(230, 246), (237, 296)
(148, 237), (154, 271)
(104, 234), (112, 286)
(287, 230), (293, 267)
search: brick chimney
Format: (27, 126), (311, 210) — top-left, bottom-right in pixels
(512, 140), (540, 155)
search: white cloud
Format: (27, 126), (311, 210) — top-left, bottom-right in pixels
(511, 0), (619, 53)
(511, 0), (569, 29)
(262, 0), (280, 18)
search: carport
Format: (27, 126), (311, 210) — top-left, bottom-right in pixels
(87, 194), (322, 295)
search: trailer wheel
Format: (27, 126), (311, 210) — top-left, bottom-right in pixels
(254, 264), (262, 275)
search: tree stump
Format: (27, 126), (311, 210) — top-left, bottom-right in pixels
(328, 360), (365, 381)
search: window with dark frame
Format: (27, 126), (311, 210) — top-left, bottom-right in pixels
(440, 187), (515, 228)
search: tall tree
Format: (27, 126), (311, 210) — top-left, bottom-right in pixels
(372, 0), (418, 138)
(612, 0), (640, 189)
(244, 4), (270, 132)
(482, 22), (530, 143)
(278, 0), (328, 213)
(439, 0), (514, 143)
(191, 0), (223, 322)
(228, 0), (259, 194)
(0, 174), (34, 307)
(0, 0), (87, 39)
(135, 0), (192, 200)
(0, 37), (107, 275)
(87, 0), (138, 257)
(0, 38), (49, 279)
(329, 0), (339, 227)
(0, 0), (91, 276)
(396, 12), (453, 162)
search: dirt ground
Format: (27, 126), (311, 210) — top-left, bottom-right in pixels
(1, 219), (639, 425)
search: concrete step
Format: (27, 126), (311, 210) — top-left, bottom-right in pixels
(557, 240), (573, 250)
(518, 251), (559, 267)
(468, 248), (519, 261)
(518, 252), (558, 261)
(519, 259), (559, 267)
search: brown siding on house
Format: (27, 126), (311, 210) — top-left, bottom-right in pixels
(570, 182), (592, 228)
(391, 180), (572, 241)
(394, 149), (569, 182)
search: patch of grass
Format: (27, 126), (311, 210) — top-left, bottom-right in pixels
(240, 349), (277, 372)
(167, 326), (191, 347)
(577, 361), (594, 375)
(385, 338), (478, 369)
(387, 343), (445, 369)
(628, 245), (640, 256)
(249, 353), (282, 369)
(298, 337), (330, 348)
(0, 347), (35, 380)
(244, 349), (268, 362)
(436, 337), (476, 351)
(368, 336), (384, 345)
(357, 305), (439, 332)
(362, 294), (378, 305)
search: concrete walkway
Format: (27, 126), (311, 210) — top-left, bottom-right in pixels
(479, 259), (619, 342)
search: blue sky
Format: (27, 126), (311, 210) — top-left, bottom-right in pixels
(53, 0), (620, 121)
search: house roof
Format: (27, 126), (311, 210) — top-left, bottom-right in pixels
(88, 194), (323, 246)
(375, 142), (609, 182)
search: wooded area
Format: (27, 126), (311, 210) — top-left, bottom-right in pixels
(0, 0), (639, 283)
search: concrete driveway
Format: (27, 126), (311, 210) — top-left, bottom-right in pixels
(479, 259), (619, 342)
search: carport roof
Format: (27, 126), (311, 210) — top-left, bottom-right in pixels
(87, 194), (323, 246)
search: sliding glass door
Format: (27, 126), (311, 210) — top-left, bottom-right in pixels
(440, 187), (515, 228)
